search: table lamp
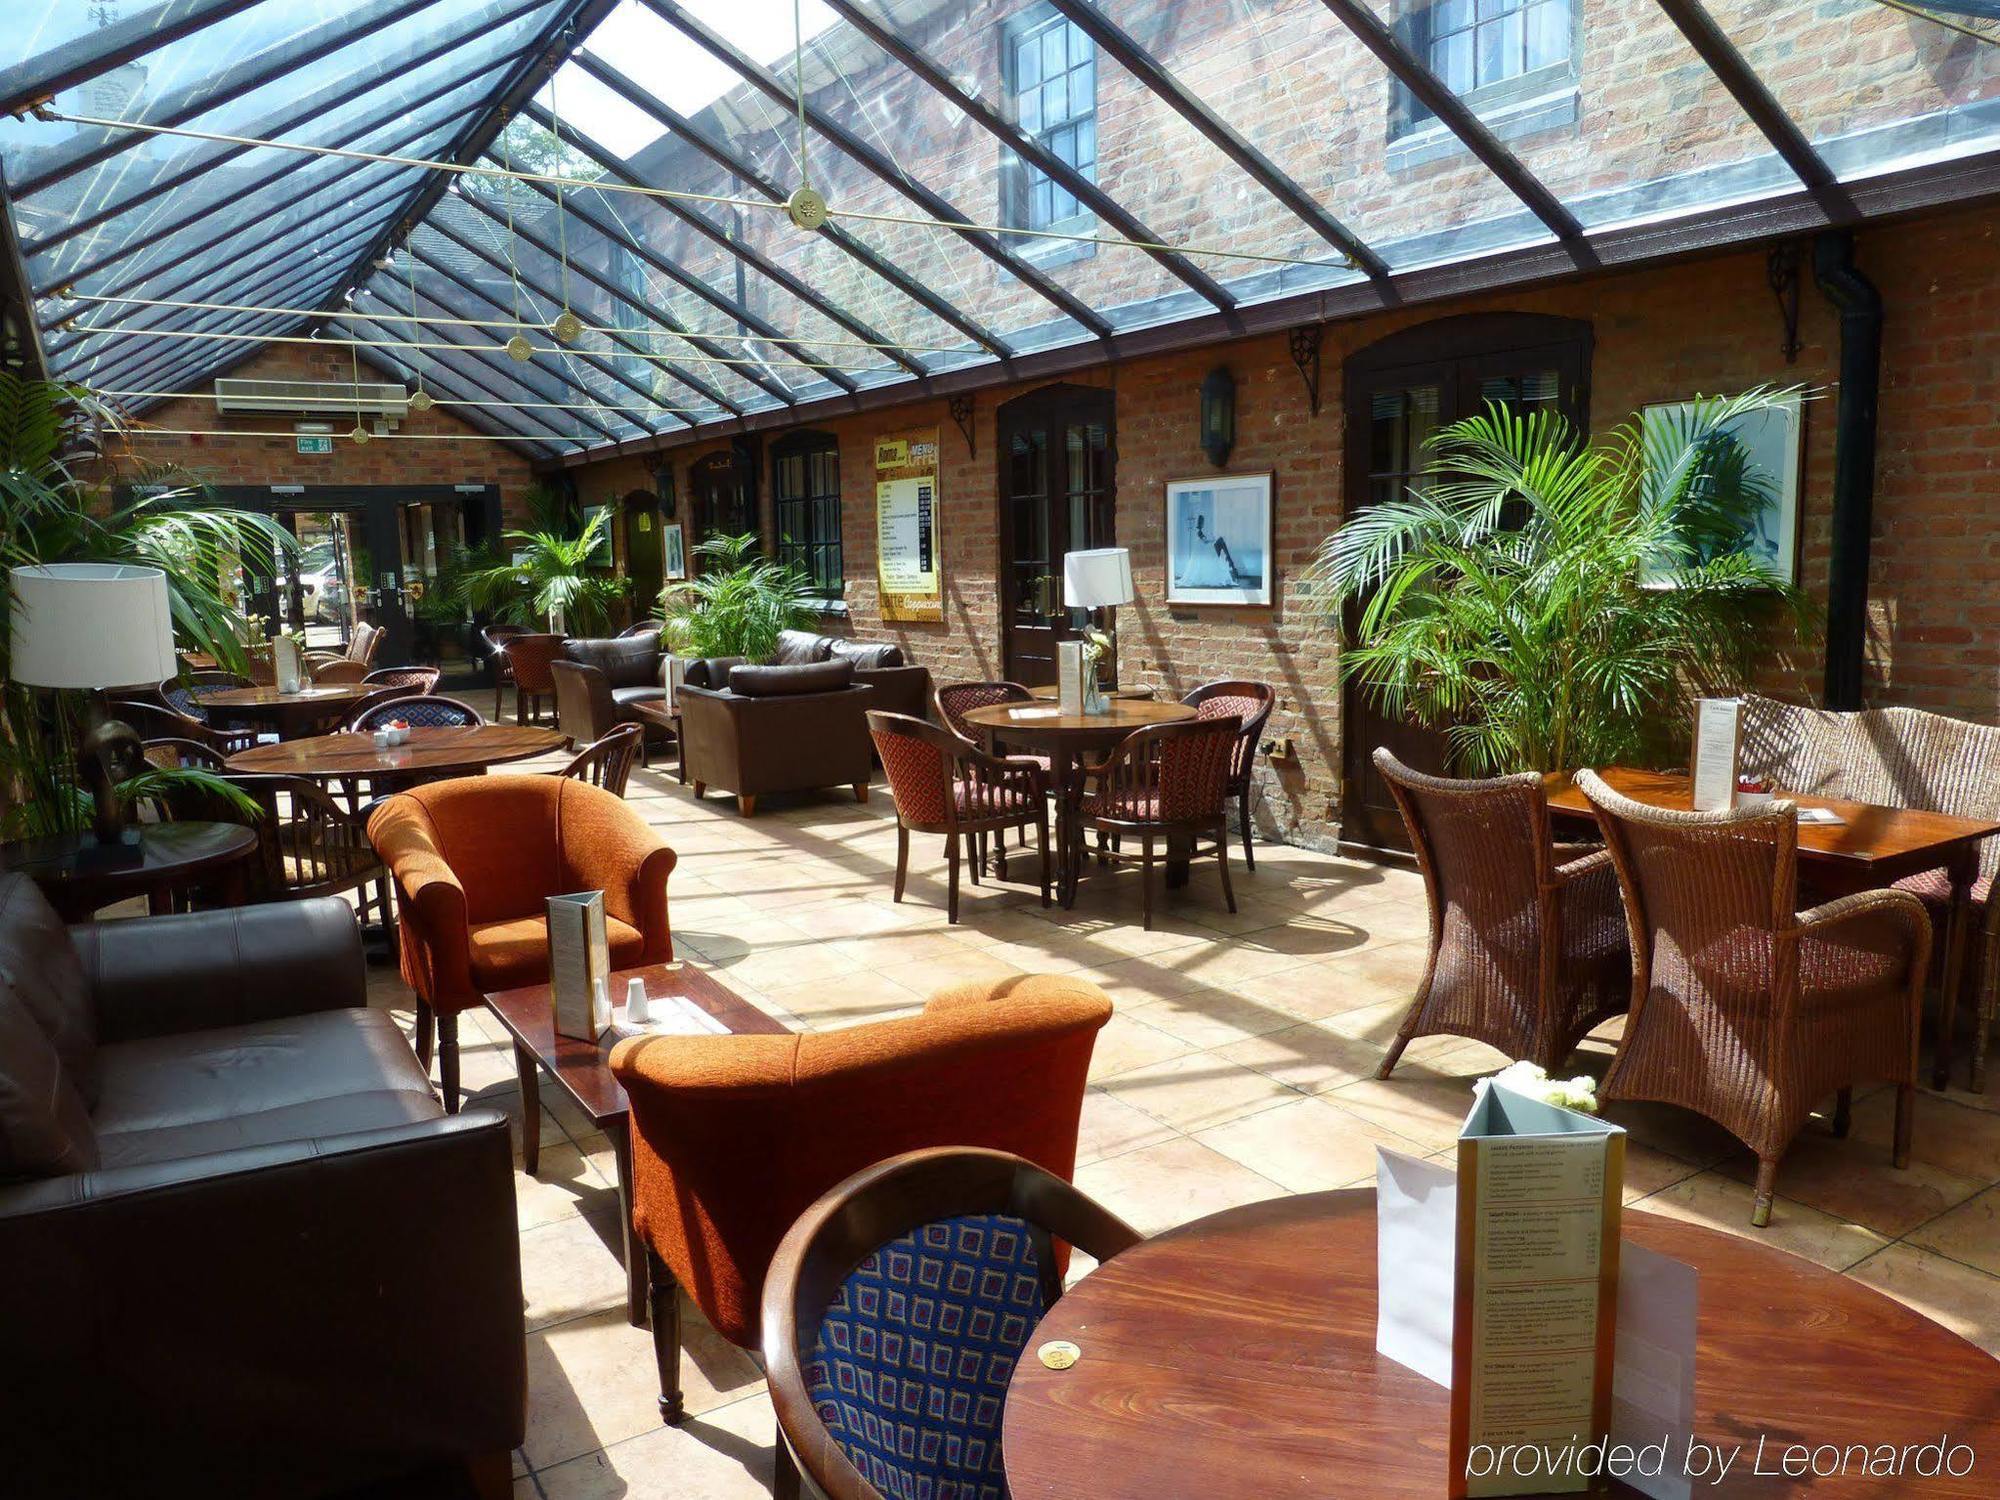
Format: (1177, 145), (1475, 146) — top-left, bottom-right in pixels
(10, 563), (179, 858)
(1063, 547), (1135, 713)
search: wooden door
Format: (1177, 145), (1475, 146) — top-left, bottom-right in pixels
(689, 443), (758, 562)
(1339, 315), (1592, 850)
(998, 384), (1115, 686)
(621, 490), (663, 620)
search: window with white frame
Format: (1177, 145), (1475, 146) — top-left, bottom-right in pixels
(1392, 0), (1578, 146)
(1002, 11), (1097, 246)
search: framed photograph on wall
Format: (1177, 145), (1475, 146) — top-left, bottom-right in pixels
(661, 522), (687, 582)
(1641, 390), (1804, 584)
(1165, 471), (1274, 607)
(584, 503), (614, 566)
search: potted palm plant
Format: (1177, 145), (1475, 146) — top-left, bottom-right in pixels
(1305, 388), (1814, 775)
(1, 375), (283, 837)
(458, 503), (627, 637)
(658, 532), (819, 661)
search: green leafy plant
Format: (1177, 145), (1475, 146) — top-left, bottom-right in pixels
(457, 505), (626, 636)
(1, 374), (288, 836)
(658, 532), (818, 661)
(1304, 387), (1815, 776)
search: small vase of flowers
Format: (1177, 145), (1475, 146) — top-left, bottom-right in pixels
(1078, 625), (1114, 715)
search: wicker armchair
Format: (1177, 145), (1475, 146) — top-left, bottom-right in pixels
(111, 698), (236, 755)
(559, 725), (643, 797)
(869, 710), (1050, 920)
(1578, 769), (1931, 1227)
(501, 633), (565, 726)
(1079, 718), (1238, 929)
(1373, 749), (1629, 1079)
(141, 737), (228, 772)
(155, 674), (258, 754)
(364, 665), (443, 694)
(1183, 680), (1275, 870)
(303, 620), (382, 684)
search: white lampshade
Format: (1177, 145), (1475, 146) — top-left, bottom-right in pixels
(1063, 547), (1135, 609)
(9, 563), (178, 689)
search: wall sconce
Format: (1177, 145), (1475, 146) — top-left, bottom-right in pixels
(1199, 366), (1235, 468)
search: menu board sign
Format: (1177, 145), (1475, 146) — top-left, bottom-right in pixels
(875, 427), (944, 622)
(1690, 697), (1743, 812)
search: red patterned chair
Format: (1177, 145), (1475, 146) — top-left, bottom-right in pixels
(1183, 680), (1275, 870)
(1079, 718), (1238, 929)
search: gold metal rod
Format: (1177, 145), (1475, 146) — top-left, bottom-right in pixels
(92, 386), (710, 417)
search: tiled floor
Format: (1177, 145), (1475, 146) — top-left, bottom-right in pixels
(360, 740), (2000, 1498)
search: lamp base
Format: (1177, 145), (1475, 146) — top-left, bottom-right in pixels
(69, 828), (145, 871)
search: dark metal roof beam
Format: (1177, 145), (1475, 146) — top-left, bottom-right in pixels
(78, 299), (329, 393)
(1653, 0), (1857, 225)
(518, 94), (922, 379)
(410, 212), (739, 417)
(1316, 0), (1595, 268)
(573, 52), (1006, 360)
(0, 0), (274, 117)
(1, 167), (49, 379)
(639, 0), (1114, 341)
(821, 0), (1234, 315)
(454, 162), (838, 402)
(1044, 0), (1391, 288)
(337, 326), (567, 455)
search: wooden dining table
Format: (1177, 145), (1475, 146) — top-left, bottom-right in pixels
(1004, 1189), (2000, 1499)
(960, 698), (1195, 907)
(198, 682), (373, 739)
(1547, 766), (2000, 1089)
(225, 723), (566, 784)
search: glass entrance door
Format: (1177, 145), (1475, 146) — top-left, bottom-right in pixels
(998, 384), (1115, 686)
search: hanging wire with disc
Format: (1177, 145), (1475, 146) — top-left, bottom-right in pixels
(402, 234), (436, 413)
(496, 122), (538, 363)
(783, 0), (828, 232)
(545, 44), (585, 346)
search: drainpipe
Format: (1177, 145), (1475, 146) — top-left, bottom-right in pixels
(1812, 230), (1882, 711)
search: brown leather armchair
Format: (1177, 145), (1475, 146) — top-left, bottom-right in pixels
(553, 630), (673, 765)
(772, 627), (931, 720)
(678, 658), (875, 816)
(0, 879), (523, 1499)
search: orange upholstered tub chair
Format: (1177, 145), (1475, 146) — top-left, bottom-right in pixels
(368, 775), (675, 1110)
(609, 973), (1112, 1425)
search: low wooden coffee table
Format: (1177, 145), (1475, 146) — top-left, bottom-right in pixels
(627, 700), (685, 783)
(484, 960), (787, 1326)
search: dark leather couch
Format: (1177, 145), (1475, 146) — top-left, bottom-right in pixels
(554, 629), (673, 764)
(772, 627), (930, 720)
(0, 876), (523, 1498)
(678, 656), (875, 816)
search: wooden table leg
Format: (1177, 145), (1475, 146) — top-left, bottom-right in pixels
(1934, 844), (1976, 1090)
(1058, 751), (1084, 908)
(1165, 831), (1192, 891)
(611, 1118), (648, 1329)
(514, 1040), (541, 1176)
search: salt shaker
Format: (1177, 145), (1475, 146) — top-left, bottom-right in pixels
(625, 976), (652, 1025)
(591, 974), (612, 1036)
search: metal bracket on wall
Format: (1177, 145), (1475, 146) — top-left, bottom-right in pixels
(947, 392), (975, 458)
(1768, 244), (1803, 364)
(1289, 325), (1323, 416)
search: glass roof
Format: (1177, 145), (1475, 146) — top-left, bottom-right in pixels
(3, 0), (1996, 460)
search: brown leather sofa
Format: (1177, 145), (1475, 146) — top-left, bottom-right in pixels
(553, 628), (673, 765)
(0, 876), (523, 1499)
(772, 627), (930, 720)
(678, 656), (875, 816)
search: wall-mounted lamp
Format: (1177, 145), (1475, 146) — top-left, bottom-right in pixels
(1199, 366), (1235, 468)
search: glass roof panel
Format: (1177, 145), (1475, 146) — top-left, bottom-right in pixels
(1707, 0), (2000, 181)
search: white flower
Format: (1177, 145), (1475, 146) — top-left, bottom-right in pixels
(1486, 1060), (1600, 1115)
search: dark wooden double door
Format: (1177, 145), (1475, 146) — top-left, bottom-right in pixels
(1340, 314), (1593, 850)
(999, 384), (1115, 687)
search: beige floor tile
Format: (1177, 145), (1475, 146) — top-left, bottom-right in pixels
(1125, 986), (1300, 1049)
(1196, 1095), (1426, 1193)
(755, 970), (924, 1031)
(1098, 1050), (1298, 1132)
(1214, 1020), (1385, 1095)
(1075, 1086), (1179, 1165)
(1232, 949), (1423, 1022)
(1073, 1136), (1284, 1237)
(518, 1210), (632, 1333)
(1322, 1070), (1484, 1152)
(1846, 1087), (2000, 1182)
(1848, 1243), (2000, 1358)
(1631, 1171), (1891, 1272)
(531, 1388), (779, 1499)
(1906, 1184), (2000, 1276)
(1083, 1011), (1192, 1081)
(1713, 1129), (1988, 1238)
(515, 1142), (617, 1232)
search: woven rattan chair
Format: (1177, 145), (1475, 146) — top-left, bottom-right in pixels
(111, 698), (235, 755)
(141, 737), (228, 772)
(1183, 680), (1275, 870)
(763, 1147), (1141, 1500)
(156, 674), (258, 754)
(1578, 769), (1931, 1227)
(1079, 718), (1238, 929)
(1373, 749), (1629, 1079)
(363, 665), (443, 694)
(559, 724), (643, 797)
(502, 632), (565, 726)
(869, 710), (1050, 921)
(348, 694), (485, 731)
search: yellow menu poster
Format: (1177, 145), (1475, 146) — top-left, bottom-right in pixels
(875, 428), (943, 622)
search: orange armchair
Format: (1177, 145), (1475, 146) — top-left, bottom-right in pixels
(609, 973), (1111, 1423)
(368, 775), (676, 1110)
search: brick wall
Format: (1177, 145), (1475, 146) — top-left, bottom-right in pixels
(572, 201), (1998, 849)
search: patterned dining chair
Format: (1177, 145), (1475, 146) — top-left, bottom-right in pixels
(363, 665), (443, 695)
(1578, 769), (1931, 1227)
(141, 737), (228, 772)
(1182, 680), (1275, 870)
(559, 724), (643, 797)
(502, 633), (566, 726)
(1371, 749), (1630, 1079)
(348, 694), (485, 731)
(1079, 718), (1239, 929)
(935, 680), (1049, 872)
(112, 699), (235, 755)
(868, 710), (1050, 921)
(156, 673), (258, 753)
(763, 1147), (1141, 1500)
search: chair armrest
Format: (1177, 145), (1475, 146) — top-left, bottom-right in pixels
(0, 1112), (524, 1470)
(368, 798), (476, 1009)
(1552, 848), (1613, 883)
(309, 658), (368, 684)
(561, 802), (677, 959)
(1795, 889), (1933, 1010)
(72, 897), (365, 1044)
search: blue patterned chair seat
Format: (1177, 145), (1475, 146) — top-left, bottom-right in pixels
(806, 1213), (1046, 1500)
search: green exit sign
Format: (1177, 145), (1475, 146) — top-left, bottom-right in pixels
(296, 434), (334, 455)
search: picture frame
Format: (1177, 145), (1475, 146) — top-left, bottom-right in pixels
(584, 503), (614, 567)
(661, 522), (687, 581)
(1164, 471), (1274, 607)
(1641, 391), (1803, 585)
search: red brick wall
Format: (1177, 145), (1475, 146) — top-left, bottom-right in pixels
(573, 201), (1998, 849)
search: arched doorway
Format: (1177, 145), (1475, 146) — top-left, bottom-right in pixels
(1340, 312), (1593, 849)
(996, 382), (1116, 685)
(620, 488), (663, 624)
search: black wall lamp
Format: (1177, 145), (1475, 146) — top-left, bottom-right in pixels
(1199, 366), (1235, 468)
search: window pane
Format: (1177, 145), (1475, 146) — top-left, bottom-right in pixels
(1041, 26), (1065, 78)
(1015, 34), (1041, 88)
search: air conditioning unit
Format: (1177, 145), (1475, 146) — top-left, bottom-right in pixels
(213, 377), (408, 419)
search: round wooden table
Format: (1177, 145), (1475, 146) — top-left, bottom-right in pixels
(961, 698), (1195, 906)
(226, 723), (566, 781)
(0, 821), (258, 920)
(199, 683), (374, 739)
(1004, 1190), (2000, 1498)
